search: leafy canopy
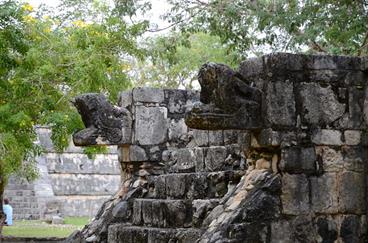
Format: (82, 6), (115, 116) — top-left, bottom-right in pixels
(131, 32), (238, 89)
(163, 0), (368, 56)
(0, 0), (148, 186)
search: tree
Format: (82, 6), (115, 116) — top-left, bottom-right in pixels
(0, 0), (148, 229)
(131, 32), (238, 89)
(163, 0), (368, 56)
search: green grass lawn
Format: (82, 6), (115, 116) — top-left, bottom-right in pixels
(2, 217), (90, 238)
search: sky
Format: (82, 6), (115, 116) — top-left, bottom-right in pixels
(27, 0), (171, 32)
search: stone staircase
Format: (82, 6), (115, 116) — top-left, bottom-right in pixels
(4, 177), (40, 220)
(107, 162), (244, 242)
(64, 88), (250, 243)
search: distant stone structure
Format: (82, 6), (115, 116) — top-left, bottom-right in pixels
(66, 53), (367, 243)
(4, 126), (120, 219)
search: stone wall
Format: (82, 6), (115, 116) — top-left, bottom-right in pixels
(4, 126), (120, 219)
(67, 54), (367, 243)
(66, 87), (248, 242)
(117, 87), (246, 181)
(191, 53), (368, 242)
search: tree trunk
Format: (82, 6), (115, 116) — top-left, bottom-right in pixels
(0, 177), (6, 235)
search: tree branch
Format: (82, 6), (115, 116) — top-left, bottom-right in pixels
(358, 31), (368, 56)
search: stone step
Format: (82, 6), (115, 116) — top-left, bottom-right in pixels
(147, 170), (244, 200)
(130, 198), (220, 229)
(108, 224), (203, 243)
(132, 199), (192, 228)
(5, 196), (40, 205)
(4, 189), (36, 197)
(163, 145), (245, 174)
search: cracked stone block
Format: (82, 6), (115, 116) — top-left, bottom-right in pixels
(205, 146), (227, 172)
(168, 118), (188, 141)
(165, 89), (187, 114)
(118, 90), (132, 108)
(315, 146), (344, 172)
(192, 129), (209, 147)
(129, 145), (147, 162)
(310, 173), (338, 214)
(132, 87), (164, 103)
(135, 106), (168, 145)
(281, 174), (309, 215)
(344, 130), (361, 145)
(169, 148), (202, 173)
(299, 83), (345, 125)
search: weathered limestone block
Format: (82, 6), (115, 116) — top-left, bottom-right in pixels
(312, 129), (342, 145)
(208, 131), (224, 146)
(341, 86), (366, 129)
(165, 148), (204, 173)
(192, 199), (219, 227)
(265, 80), (296, 127)
(168, 118), (188, 141)
(279, 147), (317, 174)
(118, 90), (132, 108)
(134, 106), (168, 145)
(165, 89), (187, 114)
(339, 215), (367, 243)
(299, 83), (345, 125)
(73, 93), (132, 146)
(281, 174), (309, 215)
(107, 225), (202, 243)
(204, 146), (227, 172)
(192, 129), (209, 147)
(257, 128), (280, 147)
(133, 199), (192, 227)
(132, 87), (164, 103)
(344, 130), (361, 145)
(314, 216), (339, 243)
(129, 145), (147, 162)
(338, 171), (366, 214)
(310, 173), (338, 214)
(149, 171), (242, 200)
(165, 174), (188, 199)
(271, 216), (320, 243)
(315, 146), (344, 172)
(341, 146), (366, 172)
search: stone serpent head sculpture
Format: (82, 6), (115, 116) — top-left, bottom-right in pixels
(185, 62), (263, 130)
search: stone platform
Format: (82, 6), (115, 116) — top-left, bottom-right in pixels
(66, 53), (368, 242)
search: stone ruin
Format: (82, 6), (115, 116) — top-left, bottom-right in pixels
(67, 53), (368, 243)
(4, 127), (120, 220)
